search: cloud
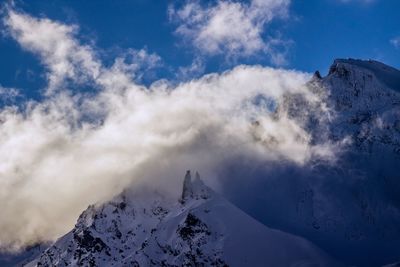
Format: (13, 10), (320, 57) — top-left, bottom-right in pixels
(169, 0), (291, 64)
(3, 9), (164, 94)
(390, 36), (400, 49)
(0, 84), (20, 100)
(177, 57), (205, 80)
(0, 9), (340, 250)
(109, 48), (163, 82)
(4, 9), (101, 94)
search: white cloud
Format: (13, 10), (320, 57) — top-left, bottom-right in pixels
(0, 84), (20, 100)
(177, 57), (205, 80)
(169, 0), (290, 64)
(4, 9), (101, 94)
(110, 48), (162, 81)
(0, 9), (340, 250)
(4, 9), (164, 95)
(390, 36), (400, 49)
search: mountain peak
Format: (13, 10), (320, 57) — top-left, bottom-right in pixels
(180, 170), (211, 203)
(181, 170), (192, 202)
(328, 58), (400, 91)
(313, 70), (322, 80)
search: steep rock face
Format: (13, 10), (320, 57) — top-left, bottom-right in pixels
(27, 171), (339, 267)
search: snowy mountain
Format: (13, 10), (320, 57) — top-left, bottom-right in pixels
(222, 58), (400, 267)
(25, 171), (340, 267)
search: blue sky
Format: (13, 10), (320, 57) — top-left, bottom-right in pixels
(0, 0), (399, 98)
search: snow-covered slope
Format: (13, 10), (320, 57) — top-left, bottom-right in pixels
(26, 171), (339, 267)
(329, 59), (400, 93)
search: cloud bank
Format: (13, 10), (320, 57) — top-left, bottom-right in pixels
(169, 0), (291, 65)
(0, 9), (338, 249)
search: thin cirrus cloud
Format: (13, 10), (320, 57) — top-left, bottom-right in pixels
(169, 0), (291, 65)
(0, 84), (20, 100)
(390, 36), (400, 49)
(0, 8), (341, 249)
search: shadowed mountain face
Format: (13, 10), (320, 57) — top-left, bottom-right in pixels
(220, 59), (400, 267)
(25, 171), (339, 267)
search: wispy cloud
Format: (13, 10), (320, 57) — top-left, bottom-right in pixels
(169, 0), (291, 65)
(4, 9), (101, 94)
(110, 48), (163, 82)
(390, 36), (400, 49)
(177, 57), (205, 80)
(0, 84), (20, 100)
(0, 8), (340, 249)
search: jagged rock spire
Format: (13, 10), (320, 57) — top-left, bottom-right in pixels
(180, 170), (211, 203)
(181, 170), (193, 202)
(313, 70), (322, 80)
